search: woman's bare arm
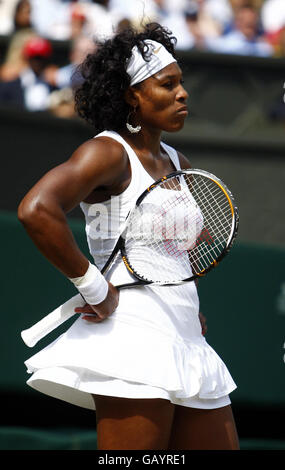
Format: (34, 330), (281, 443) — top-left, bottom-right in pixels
(18, 137), (128, 279)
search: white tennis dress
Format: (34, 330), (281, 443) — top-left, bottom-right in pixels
(25, 131), (237, 410)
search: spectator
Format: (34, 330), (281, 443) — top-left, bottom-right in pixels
(44, 34), (96, 119)
(200, 1), (265, 36)
(0, 0), (19, 35)
(204, 5), (273, 56)
(0, 37), (56, 111)
(146, 0), (171, 23)
(164, 0), (190, 12)
(70, 4), (88, 40)
(163, 0), (222, 50)
(230, 0), (264, 14)
(130, 0), (171, 28)
(276, 26), (285, 56)
(203, 0), (233, 31)
(261, 0), (285, 35)
(266, 24), (285, 57)
(109, 0), (173, 31)
(260, 0), (285, 56)
(222, 0), (265, 34)
(29, 1), (91, 41)
(0, 0), (36, 82)
(29, 0), (72, 40)
(77, 0), (129, 40)
(13, 0), (33, 31)
(44, 35), (96, 90)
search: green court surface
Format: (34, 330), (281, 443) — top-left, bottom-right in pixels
(0, 427), (284, 450)
(0, 427), (97, 450)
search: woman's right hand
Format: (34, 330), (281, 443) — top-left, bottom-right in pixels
(74, 282), (119, 323)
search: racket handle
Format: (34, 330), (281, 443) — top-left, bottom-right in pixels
(21, 294), (84, 348)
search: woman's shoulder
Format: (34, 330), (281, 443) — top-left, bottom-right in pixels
(78, 134), (126, 158)
(72, 135), (128, 170)
(68, 134), (130, 189)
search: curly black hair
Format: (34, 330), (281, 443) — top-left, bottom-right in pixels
(74, 23), (177, 133)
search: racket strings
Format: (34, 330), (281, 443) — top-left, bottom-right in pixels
(185, 175), (233, 273)
(123, 173), (234, 282)
(193, 179), (232, 234)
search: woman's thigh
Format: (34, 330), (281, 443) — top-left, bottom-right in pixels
(93, 394), (175, 450)
(168, 404), (240, 450)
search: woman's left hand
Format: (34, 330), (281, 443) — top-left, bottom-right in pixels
(199, 312), (207, 336)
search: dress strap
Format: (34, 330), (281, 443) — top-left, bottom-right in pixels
(161, 142), (181, 172)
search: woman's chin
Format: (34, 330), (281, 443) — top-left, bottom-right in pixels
(165, 120), (187, 133)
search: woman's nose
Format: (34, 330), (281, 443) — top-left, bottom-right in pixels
(177, 84), (189, 102)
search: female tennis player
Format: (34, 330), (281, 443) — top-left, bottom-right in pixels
(18, 23), (239, 450)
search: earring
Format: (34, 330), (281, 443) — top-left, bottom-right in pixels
(126, 107), (141, 134)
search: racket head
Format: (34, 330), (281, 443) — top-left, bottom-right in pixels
(119, 169), (239, 286)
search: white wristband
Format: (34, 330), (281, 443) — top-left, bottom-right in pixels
(69, 262), (108, 305)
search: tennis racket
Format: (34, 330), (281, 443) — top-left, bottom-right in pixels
(21, 169), (239, 347)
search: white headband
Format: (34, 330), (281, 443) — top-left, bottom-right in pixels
(126, 39), (176, 86)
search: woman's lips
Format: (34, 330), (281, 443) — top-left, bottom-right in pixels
(176, 106), (188, 116)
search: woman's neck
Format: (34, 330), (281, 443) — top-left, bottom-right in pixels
(119, 127), (162, 158)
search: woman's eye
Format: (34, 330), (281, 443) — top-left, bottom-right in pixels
(162, 79), (184, 89)
(162, 82), (173, 89)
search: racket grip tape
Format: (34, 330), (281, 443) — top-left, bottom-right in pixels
(21, 294), (85, 347)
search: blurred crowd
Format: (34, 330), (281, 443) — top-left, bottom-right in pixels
(0, 0), (284, 117)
